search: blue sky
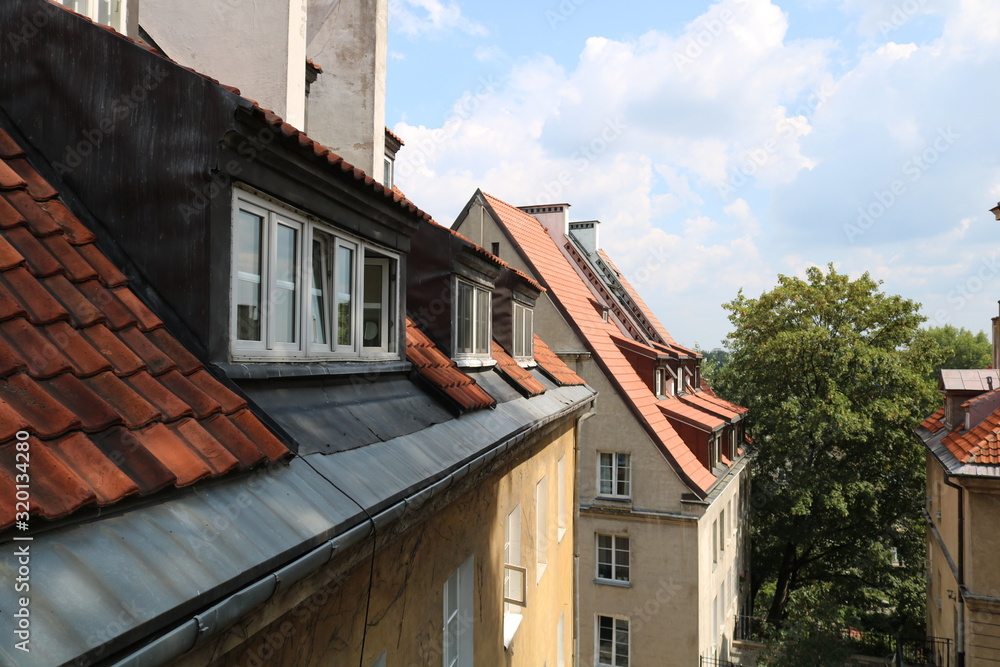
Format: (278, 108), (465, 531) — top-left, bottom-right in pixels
(385, 0), (1000, 349)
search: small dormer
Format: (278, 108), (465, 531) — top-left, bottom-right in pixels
(493, 269), (542, 364)
(384, 128), (404, 189)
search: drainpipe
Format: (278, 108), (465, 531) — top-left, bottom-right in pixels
(574, 401), (597, 667)
(942, 474), (965, 667)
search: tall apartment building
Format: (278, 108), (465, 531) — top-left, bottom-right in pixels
(454, 191), (750, 665)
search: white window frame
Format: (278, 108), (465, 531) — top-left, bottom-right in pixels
(383, 153), (394, 188)
(513, 302), (534, 360)
(59, 0), (124, 32)
(595, 615), (629, 667)
(654, 368), (663, 396)
(231, 189), (400, 362)
(536, 476), (549, 582)
(557, 612), (566, 667)
(453, 277), (492, 361)
(595, 533), (630, 584)
(557, 456), (567, 542)
(597, 452), (631, 500)
(504, 505), (525, 648)
(443, 556), (474, 667)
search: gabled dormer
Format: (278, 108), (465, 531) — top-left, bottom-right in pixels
(493, 268), (542, 365)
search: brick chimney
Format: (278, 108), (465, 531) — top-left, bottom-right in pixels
(568, 220), (601, 256)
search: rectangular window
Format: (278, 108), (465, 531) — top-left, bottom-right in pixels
(596, 534), (630, 583)
(443, 556), (474, 667)
(383, 154), (393, 188)
(231, 190), (398, 361)
(60, 0), (122, 31)
(557, 456), (567, 542)
(557, 612), (566, 667)
(513, 303), (534, 359)
(455, 279), (491, 357)
(598, 452), (631, 499)
(536, 476), (549, 581)
(720, 509), (726, 553)
(596, 616), (629, 667)
(654, 368), (662, 396)
(713, 519), (718, 564)
(504, 505), (525, 647)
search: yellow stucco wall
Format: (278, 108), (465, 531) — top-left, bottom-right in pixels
(172, 419), (579, 667)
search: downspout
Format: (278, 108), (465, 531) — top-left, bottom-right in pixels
(574, 401), (597, 667)
(942, 474), (965, 667)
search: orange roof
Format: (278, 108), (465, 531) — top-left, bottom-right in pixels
(405, 318), (495, 412)
(482, 192), (716, 493)
(492, 341), (547, 397)
(0, 128), (289, 530)
(920, 408), (945, 434)
(659, 398), (725, 431)
(532, 334), (585, 386)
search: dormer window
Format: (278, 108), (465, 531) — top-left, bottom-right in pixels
(513, 302), (533, 360)
(654, 369), (663, 397)
(383, 153), (394, 188)
(232, 189), (398, 361)
(454, 278), (491, 359)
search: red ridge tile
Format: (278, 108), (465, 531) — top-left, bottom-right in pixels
(123, 370), (193, 421)
(43, 322), (113, 377)
(113, 287), (163, 331)
(1, 267), (69, 324)
(170, 419), (240, 475)
(83, 371), (162, 428)
(158, 369), (222, 419)
(0, 318), (74, 378)
(41, 234), (99, 282)
(3, 189), (61, 235)
(43, 373), (123, 432)
(77, 244), (128, 287)
(46, 432), (139, 505)
(80, 325), (144, 376)
(134, 422), (213, 486)
(118, 326), (178, 375)
(37, 201), (97, 244)
(90, 426), (177, 494)
(0, 373), (81, 438)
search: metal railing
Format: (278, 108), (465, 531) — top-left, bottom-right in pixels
(699, 657), (740, 667)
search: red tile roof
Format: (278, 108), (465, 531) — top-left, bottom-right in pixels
(939, 412), (1000, 465)
(385, 126), (405, 146)
(532, 334), (586, 386)
(681, 392), (744, 421)
(492, 342), (547, 397)
(659, 398), (725, 431)
(0, 128), (289, 530)
(405, 317), (495, 412)
(596, 249), (676, 346)
(482, 192), (717, 493)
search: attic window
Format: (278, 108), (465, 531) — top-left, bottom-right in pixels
(513, 302), (533, 360)
(59, 0), (123, 31)
(232, 189), (399, 361)
(454, 278), (491, 360)
(383, 153), (394, 189)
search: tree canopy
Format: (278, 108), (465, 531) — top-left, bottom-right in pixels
(713, 265), (943, 636)
(924, 324), (991, 379)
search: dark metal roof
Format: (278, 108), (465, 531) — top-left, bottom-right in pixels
(0, 383), (594, 667)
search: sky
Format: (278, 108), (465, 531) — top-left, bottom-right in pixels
(383, 0), (1000, 350)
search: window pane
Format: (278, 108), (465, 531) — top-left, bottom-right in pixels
(363, 260), (384, 348)
(236, 210), (263, 341)
(615, 619), (629, 666)
(475, 288), (490, 354)
(599, 453), (613, 495)
(597, 534), (612, 579)
(524, 308), (533, 357)
(617, 454), (631, 497)
(273, 223), (297, 343)
(599, 617), (614, 664)
(311, 235), (330, 345)
(456, 281), (473, 354)
(336, 244), (354, 347)
(616, 537), (630, 581)
(97, 0), (111, 24)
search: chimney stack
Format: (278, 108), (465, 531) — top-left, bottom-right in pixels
(568, 220), (601, 256)
(519, 204), (571, 243)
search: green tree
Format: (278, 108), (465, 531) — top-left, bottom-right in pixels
(924, 325), (991, 379)
(756, 584), (855, 667)
(714, 265), (942, 630)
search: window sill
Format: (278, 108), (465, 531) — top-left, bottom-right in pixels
(594, 495), (632, 504)
(217, 359), (411, 380)
(515, 358), (537, 369)
(503, 613), (523, 649)
(593, 578), (631, 588)
(454, 357), (497, 369)
(557, 528), (566, 542)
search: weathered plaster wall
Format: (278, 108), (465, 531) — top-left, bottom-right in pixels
(172, 420), (578, 667)
(141, 0), (307, 129)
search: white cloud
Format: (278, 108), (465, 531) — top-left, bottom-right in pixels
(389, 0), (487, 37)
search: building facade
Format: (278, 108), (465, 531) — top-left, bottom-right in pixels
(454, 191), (750, 666)
(0, 1), (596, 665)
